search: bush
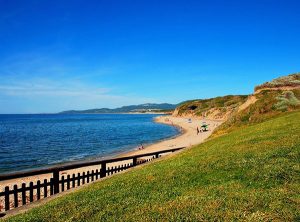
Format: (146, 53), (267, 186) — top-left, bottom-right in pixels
(275, 91), (300, 111)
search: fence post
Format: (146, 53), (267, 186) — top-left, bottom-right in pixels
(155, 153), (160, 158)
(13, 184), (18, 208)
(133, 157), (137, 166)
(4, 186), (10, 211)
(21, 183), (26, 205)
(53, 170), (60, 194)
(29, 182), (34, 202)
(100, 162), (107, 178)
(43, 179), (48, 198)
(36, 180), (41, 200)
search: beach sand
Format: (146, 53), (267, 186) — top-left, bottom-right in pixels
(0, 116), (222, 191)
(125, 116), (222, 155)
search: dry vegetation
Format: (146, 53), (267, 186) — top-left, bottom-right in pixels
(174, 73), (300, 122)
(254, 73), (300, 92)
(213, 89), (300, 137)
(173, 95), (248, 120)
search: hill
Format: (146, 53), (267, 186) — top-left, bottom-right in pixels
(213, 73), (300, 136)
(254, 72), (300, 93)
(173, 95), (248, 120)
(59, 103), (177, 114)
(6, 111), (300, 221)
(173, 73), (300, 124)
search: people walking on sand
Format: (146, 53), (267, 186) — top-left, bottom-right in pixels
(139, 144), (144, 150)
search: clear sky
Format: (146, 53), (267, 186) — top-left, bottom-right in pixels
(0, 0), (299, 113)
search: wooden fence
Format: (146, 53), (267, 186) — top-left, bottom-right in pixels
(0, 147), (184, 216)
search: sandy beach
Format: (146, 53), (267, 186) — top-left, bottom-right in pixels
(0, 116), (222, 190)
(126, 116), (222, 155)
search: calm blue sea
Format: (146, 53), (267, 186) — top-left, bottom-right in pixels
(0, 114), (179, 173)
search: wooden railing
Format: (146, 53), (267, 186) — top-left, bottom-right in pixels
(0, 147), (184, 216)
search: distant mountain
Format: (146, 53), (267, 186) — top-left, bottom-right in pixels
(59, 103), (177, 114)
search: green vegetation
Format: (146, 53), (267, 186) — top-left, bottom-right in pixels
(275, 91), (300, 111)
(255, 73), (300, 91)
(175, 95), (247, 117)
(6, 111), (300, 221)
(214, 89), (300, 137)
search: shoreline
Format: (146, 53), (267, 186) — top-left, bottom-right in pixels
(118, 116), (186, 157)
(122, 115), (222, 157)
(0, 115), (222, 189)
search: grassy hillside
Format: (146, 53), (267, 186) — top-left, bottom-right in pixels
(173, 73), (300, 122)
(173, 95), (248, 120)
(6, 111), (300, 221)
(213, 89), (300, 137)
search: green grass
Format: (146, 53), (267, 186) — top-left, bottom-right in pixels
(6, 111), (300, 221)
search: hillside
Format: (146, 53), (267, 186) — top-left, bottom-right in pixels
(213, 74), (300, 137)
(173, 73), (300, 124)
(59, 103), (177, 114)
(172, 95), (248, 120)
(255, 73), (300, 93)
(213, 88), (300, 137)
(6, 111), (300, 221)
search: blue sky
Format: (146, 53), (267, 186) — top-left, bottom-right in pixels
(0, 0), (299, 113)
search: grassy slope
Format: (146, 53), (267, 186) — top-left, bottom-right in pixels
(6, 111), (300, 221)
(175, 73), (300, 120)
(213, 89), (300, 137)
(175, 95), (248, 116)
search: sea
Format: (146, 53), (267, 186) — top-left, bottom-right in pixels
(0, 114), (180, 173)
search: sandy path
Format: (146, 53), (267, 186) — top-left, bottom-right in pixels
(238, 95), (258, 112)
(0, 116), (222, 190)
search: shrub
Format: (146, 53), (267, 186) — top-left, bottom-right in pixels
(275, 91), (300, 111)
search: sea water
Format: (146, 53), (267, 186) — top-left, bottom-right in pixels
(0, 114), (179, 173)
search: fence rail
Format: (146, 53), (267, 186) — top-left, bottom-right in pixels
(0, 147), (184, 216)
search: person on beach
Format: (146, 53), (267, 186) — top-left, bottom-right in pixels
(139, 144), (144, 150)
(197, 127), (200, 135)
